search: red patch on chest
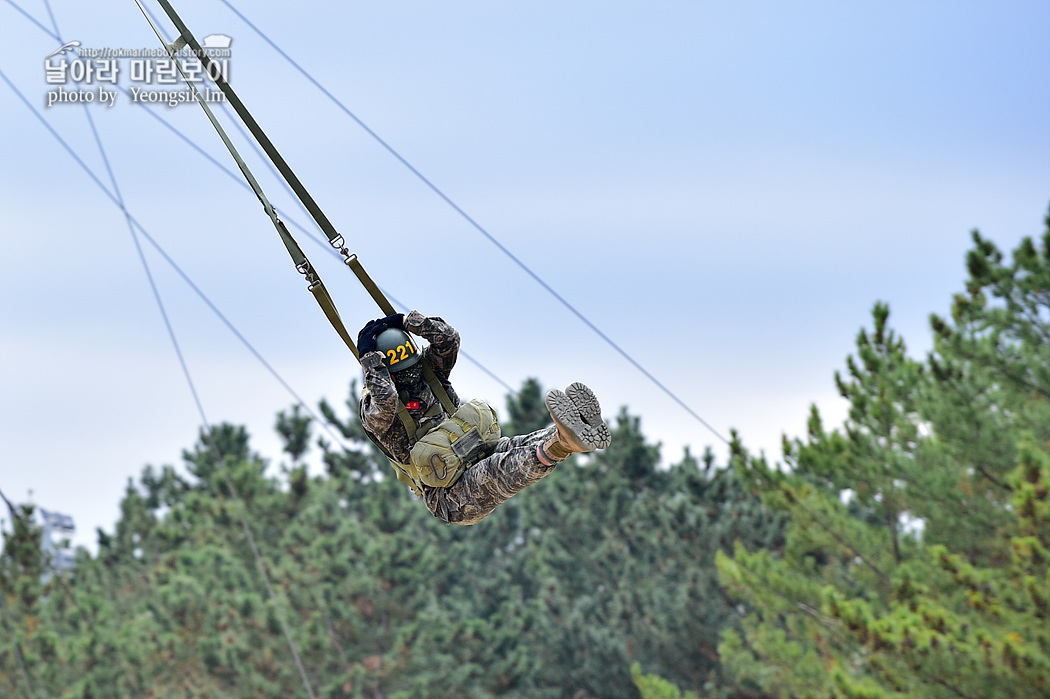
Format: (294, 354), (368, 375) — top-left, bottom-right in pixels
(406, 401), (421, 410)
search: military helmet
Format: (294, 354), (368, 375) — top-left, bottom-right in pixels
(375, 328), (421, 372)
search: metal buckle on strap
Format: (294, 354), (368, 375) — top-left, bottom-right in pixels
(330, 235), (352, 260)
(296, 260), (320, 288)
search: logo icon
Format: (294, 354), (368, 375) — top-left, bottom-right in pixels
(201, 34), (232, 49)
(46, 40), (81, 58)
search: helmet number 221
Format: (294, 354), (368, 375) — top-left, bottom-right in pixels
(387, 340), (415, 366)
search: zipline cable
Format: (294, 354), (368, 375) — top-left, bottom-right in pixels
(1, 0), (55, 39)
(3, 58), (319, 699)
(217, 0), (729, 446)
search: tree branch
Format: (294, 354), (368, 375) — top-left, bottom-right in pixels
(779, 483), (892, 586)
(935, 677), (979, 699)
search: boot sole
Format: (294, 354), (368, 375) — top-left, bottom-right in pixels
(545, 382), (612, 452)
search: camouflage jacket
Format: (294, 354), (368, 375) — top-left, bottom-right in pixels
(358, 311), (461, 464)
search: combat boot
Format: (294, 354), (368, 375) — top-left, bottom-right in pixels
(537, 382), (612, 465)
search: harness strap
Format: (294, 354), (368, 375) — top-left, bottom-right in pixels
(396, 406), (417, 441)
(370, 443), (423, 495)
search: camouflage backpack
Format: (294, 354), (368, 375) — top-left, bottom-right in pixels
(402, 398), (501, 489)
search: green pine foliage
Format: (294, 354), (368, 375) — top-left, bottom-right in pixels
(1, 379), (776, 698)
(718, 207), (1050, 699)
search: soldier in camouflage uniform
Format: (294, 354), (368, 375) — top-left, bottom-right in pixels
(358, 311), (612, 525)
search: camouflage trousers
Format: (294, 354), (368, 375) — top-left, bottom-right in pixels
(423, 425), (558, 525)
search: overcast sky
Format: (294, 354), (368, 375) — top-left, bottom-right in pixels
(2, 1), (1048, 551)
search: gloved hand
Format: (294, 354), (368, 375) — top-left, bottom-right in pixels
(381, 313), (405, 331)
(357, 319), (387, 355)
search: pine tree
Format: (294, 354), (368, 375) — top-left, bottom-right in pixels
(276, 404), (313, 466)
(718, 207), (1050, 699)
(0, 500), (44, 699)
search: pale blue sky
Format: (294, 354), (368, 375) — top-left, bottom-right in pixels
(2, 1), (1048, 550)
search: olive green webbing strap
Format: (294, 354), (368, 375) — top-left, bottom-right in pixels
(134, 0), (359, 365)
